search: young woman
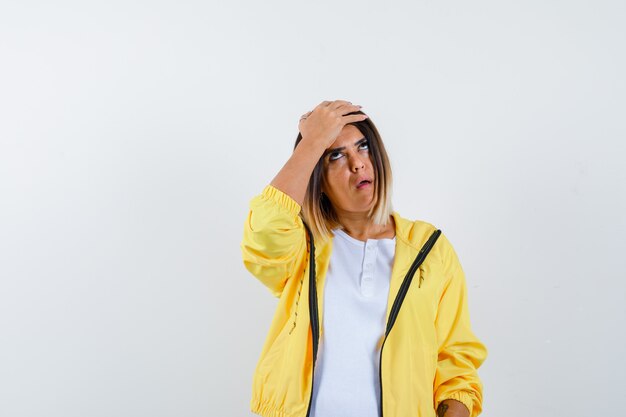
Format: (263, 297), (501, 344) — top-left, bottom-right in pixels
(241, 100), (487, 417)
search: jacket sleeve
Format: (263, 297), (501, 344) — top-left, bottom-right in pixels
(433, 233), (488, 417)
(240, 184), (307, 298)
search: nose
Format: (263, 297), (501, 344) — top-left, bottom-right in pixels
(350, 153), (366, 172)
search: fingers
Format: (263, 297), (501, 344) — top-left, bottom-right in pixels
(304, 100), (366, 123)
(344, 113), (369, 124)
(311, 100), (362, 114)
(338, 104), (363, 116)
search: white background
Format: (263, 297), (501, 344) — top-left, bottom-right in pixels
(1, 1), (625, 416)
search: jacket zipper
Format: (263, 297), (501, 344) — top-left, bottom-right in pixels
(378, 229), (441, 417)
(304, 223), (319, 417)
(303, 225), (441, 417)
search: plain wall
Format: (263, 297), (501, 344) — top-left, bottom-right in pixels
(1, 1), (624, 416)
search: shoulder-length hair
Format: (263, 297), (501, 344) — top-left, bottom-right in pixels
(294, 110), (394, 244)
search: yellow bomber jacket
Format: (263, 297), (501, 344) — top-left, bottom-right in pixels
(241, 184), (488, 417)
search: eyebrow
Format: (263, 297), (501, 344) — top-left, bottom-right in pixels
(324, 137), (368, 157)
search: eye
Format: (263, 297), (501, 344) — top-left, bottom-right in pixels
(329, 142), (369, 162)
(329, 152), (342, 161)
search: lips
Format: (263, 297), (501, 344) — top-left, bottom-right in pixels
(355, 177), (373, 189)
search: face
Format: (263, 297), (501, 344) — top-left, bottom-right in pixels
(321, 125), (376, 215)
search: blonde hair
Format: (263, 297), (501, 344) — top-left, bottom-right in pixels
(294, 110), (394, 244)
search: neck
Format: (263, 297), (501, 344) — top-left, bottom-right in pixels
(336, 210), (395, 241)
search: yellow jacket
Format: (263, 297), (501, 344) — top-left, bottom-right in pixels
(241, 184), (487, 417)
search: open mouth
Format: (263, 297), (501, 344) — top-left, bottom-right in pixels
(356, 180), (372, 189)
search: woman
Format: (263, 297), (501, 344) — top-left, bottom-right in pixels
(241, 100), (487, 417)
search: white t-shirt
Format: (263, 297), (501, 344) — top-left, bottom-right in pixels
(310, 227), (396, 417)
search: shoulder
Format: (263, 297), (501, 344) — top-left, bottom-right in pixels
(392, 211), (456, 262)
(392, 211), (437, 246)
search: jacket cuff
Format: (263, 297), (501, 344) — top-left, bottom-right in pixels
(439, 391), (473, 416)
(261, 184), (301, 216)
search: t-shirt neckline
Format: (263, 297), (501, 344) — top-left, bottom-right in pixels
(332, 228), (396, 247)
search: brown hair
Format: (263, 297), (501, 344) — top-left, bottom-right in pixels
(294, 110), (394, 244)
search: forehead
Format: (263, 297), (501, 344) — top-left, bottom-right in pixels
(328, 125), (365, 148)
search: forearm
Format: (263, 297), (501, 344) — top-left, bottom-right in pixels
(437, 399), (470, 417)
(270, 138), (326, 207)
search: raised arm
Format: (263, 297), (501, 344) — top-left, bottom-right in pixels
(270, 100), (367, 205)
(241, 100), (368, 297)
